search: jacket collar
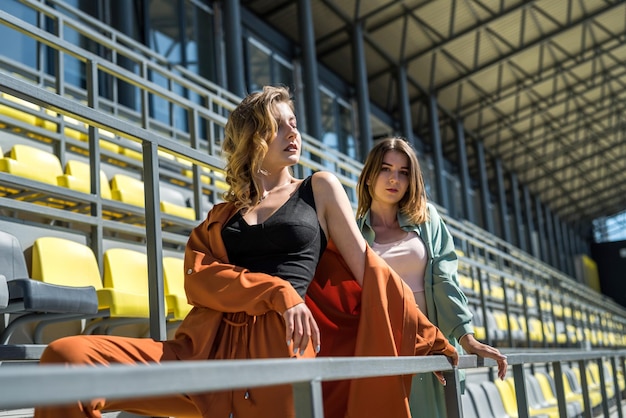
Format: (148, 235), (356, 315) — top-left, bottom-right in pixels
(358, 208), (420, 245)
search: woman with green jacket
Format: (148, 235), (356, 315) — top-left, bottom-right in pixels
(356, 136), (507, 417)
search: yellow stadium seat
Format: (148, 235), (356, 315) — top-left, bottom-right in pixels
(33, 240), (149, 337)
(110, 173), (145, 207)
(57, 159), (113, 200)
(501, 377), (560, 418)
(0, 144), (63, 186)
(0, 93), (40, 127)
(163, 256), (192, 321)
(0, 144), (80, 208)
(110, 174), (195, 220)
(98, 248), (150, 319)
(534, 371), (583, 416)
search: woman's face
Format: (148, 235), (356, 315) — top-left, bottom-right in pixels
(371, 150), (410, 206)
(262, 101), (301, 171)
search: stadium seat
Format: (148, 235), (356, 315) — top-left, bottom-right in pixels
(533, 371), (583, 417)
(496, 377), (555, 418)
(0, 231), (99, 346)
(110, 174), (196, 221)
(163, 256), (192, 321)
(0, 144), (79, 209)
(0, 144), (63, 186)
(480, 380), (523, 418)
(526, 372), (580, 417)
(110, 173), (145, 207)
(81, 247), (151, 335)
(469, 306), (486, 341)
(57, 159), (113, 200)
(0, 92), (40, 127)
(461, 391), (479, 418)
(465, 382), (498, 418)
(160, 186), (196, 220)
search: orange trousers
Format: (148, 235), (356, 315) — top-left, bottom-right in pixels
(33, 335), (297, 418)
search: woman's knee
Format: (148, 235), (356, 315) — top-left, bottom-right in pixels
(41, 335), (92, 364)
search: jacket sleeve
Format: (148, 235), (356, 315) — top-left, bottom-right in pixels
(428, 204), (474, 341)
(183, 210), (304, 316)
(414, 301), (457, 357)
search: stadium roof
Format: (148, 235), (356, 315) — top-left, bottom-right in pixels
(244, 0), (626, 225)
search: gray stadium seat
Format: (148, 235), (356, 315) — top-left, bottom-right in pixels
(0, 230), (99, 353)
(466, 382), (497, 417)
(461, 391), (479, 418)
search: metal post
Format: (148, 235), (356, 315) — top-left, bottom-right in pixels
(512, 364), (530, 418)
(297, 0), (322, 141)
(428, 94), (449, 209)
(223, 0), (246, 97)
(475, 141), (494, 233)
(456, 118), (474, 223)
(443, 367), (463, 418)
(293, 379), (324, 418)
(352, 21), (372, 160)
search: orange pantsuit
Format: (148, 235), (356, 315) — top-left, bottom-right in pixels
(35, 203), (312, 418)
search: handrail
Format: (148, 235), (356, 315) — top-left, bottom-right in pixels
(0, 349), (624, 418)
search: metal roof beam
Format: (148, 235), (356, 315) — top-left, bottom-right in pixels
(435, 2), (622, 91)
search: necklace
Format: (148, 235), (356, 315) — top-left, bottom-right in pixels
(259, 179), (293, 202)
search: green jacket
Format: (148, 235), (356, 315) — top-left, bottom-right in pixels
(357, 203), (474, 343)
(357, 203), (473, 417)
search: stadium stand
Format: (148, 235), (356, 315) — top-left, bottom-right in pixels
(1, 2), (626, 416)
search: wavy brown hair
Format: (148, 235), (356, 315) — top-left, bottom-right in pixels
(221, 86), (294, 211)
(356, 137), (429, 225)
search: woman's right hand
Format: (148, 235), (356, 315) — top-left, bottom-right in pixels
(282, 302), (321, 356)
(433, 348), (459, 386)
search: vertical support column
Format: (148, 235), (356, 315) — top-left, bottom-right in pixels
(475, 141), (494, 233)
(551, 362), (570, 418)
(510, 173), (526, 251)
(297, 0), (322, 141)
(143, 141), (167, 341)
(292, 379), (324, 418)
(553, 213), (565, 272)
(397, 65), (415, 146)
(544, 206), (556, 268)
(223, 0), (246, 97)
(85, 59), (104, 269)
(512, 364), (530, 418)
(495, 159), (511, 242)
(523, 186), (538, 258)
(442, 367), (463, 418)
(456, 119), (474, 223)
(428, 94), (449, 209)
(352, 21), (372, 160)
(534, 196), (547, 263)
(109, 0), (137, 109)
(610, 356), (624, 418)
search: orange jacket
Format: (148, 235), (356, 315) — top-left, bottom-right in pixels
(306, 240), (457, 418)
(167, 201), (455, 417)
(166, 202), (310, 416)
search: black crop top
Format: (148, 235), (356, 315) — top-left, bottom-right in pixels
(221, 176), (328, 298)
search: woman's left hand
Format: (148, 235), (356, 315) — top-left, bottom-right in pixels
(459, 334), (507, 380)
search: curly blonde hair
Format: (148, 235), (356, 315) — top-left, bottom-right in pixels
(221, 85), (294, 211)
(356, 136), (429, 225)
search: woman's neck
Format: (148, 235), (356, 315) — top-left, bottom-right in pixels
(370, 202), (400, 229)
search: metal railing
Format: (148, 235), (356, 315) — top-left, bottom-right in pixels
(0, 349), (625, 418)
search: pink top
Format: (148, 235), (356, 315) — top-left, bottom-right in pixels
(371, 231), (428, 314)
